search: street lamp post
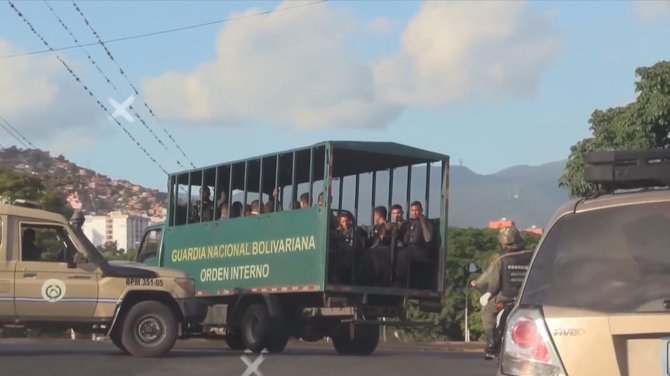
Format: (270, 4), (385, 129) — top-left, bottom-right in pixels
(465, 262), (478, 343)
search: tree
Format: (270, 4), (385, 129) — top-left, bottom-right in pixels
(0, 167), (67, 214)
(559, 61), (670, 198)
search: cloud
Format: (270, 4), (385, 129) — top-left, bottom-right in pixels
(0, 39), (106, 152)
(374, 1), (562, 106)
(634, 1), (670, 21)
(366, 16), (393, 34)
(144, 2), (401, 129)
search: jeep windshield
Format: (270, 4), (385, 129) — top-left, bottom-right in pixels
(70, 221), (108, 266)
(521, 201), (670, 313)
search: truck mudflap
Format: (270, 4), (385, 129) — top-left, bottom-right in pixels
(178, 298), (208, 325)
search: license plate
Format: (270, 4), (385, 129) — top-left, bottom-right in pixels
(663, 338), (670, 376)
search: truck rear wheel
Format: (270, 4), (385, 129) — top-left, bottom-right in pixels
(120, 301), (178, 357)
(224, 331), (246, 350)
(266, 324), (289, 353)
(241, 304), (270, 353)
(240, 303), (290, 353)
(332, 323), (379, 356)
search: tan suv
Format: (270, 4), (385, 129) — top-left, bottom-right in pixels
(498, 150), (670, 376)
(0, 201), (206, 357)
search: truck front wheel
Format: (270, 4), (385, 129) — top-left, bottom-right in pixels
(120, 301), (178, 357)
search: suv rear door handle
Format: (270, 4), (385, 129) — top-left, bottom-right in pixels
(67, 275), (91, 280)
(23, 272), (37, 278)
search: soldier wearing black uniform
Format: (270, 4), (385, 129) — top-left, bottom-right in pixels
(394, 201), (433, 287)
(472, 226), (533, 359)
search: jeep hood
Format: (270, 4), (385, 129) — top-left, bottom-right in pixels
(106, 260), (188, 279)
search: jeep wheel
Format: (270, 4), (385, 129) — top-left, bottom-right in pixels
(110, 332), (129, 354)
(120, 301), (178, 357)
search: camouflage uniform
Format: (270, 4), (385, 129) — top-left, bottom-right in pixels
(475, 227), (533, 357)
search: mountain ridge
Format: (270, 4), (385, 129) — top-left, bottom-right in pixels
(0, 146), (568, 228)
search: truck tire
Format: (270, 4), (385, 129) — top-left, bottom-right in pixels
(332, 323), (379, 356)
(120, 301), (178, 357)
(266, 322), (290, 353)
(224, 332), (246, 350)
(241, 304), (270, 353)
(240, 303), (290, 353)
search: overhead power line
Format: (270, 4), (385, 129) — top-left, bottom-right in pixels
(0, 0), (327, 60)
(8, 1), (170, 175)
(43, 1), (189, 171)
(0, 115), (36, 148)
(42, 1), (121, 94)
(0, 120), (28, 148)
(71, 1), (195, 169)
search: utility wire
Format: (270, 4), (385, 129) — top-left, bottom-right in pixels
(0, 0), (327, 59)
(42, 1), (121, 95)
(44, 1), (187, 170)
(0, 115), (36, 148)
(71, 1), (194, 169)
(0, 120), (28, 148)
(8, 1), (169, 175)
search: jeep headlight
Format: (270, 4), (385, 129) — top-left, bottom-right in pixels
(175, 278), (195, 295)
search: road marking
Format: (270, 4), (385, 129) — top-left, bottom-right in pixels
(240, 354), (265, 376)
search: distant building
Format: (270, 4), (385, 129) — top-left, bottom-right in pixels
(523, 225), (544, 235)
(488, 217), (516, 229)
(82, 211), (149, 252)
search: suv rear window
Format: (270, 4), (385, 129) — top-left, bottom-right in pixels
(521, 201), (670, 313)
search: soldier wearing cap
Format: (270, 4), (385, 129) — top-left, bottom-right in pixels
(471, 226), (533, 359)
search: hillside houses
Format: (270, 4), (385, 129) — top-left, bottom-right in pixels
(0, 146), (167, 221)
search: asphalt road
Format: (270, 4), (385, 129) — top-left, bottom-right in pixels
(0, 338), (497, 376)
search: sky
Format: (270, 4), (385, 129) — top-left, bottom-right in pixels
(1, 0), (669, 190)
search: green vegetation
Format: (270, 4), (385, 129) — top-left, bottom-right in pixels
(0, 167), (68, 215)
(560, 61), (670, 198)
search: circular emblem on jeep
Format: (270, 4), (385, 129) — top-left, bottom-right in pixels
(41, 279), (66, 302)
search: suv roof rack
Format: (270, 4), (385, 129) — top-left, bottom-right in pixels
(583, 149), (670, 192)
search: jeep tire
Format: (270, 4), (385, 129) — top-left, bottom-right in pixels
(110, 331), (129, 354)
(120, 301), (178, 357)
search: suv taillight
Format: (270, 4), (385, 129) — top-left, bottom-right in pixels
(501, 308), (566, 376)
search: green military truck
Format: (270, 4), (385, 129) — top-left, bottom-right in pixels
(0, 200), (206, 356)
(137, 141), (450, 355)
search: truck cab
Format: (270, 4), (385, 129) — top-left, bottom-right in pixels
(0, 200), (206, 357)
